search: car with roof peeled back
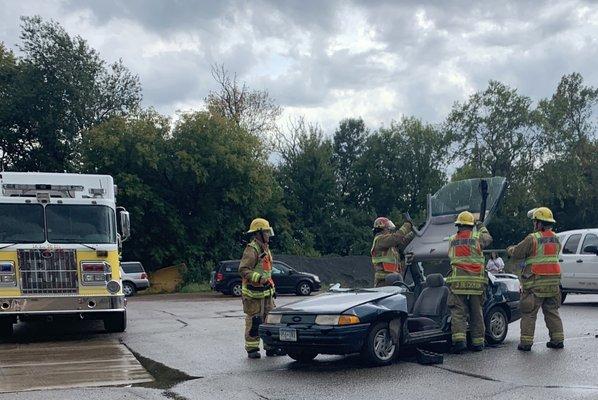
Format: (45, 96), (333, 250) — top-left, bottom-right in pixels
(259, 177), (521, 365)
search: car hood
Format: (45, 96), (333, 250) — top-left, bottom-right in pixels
(274, 287), (402, 314)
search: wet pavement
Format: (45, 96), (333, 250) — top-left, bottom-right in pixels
(0, 293), (597, 399)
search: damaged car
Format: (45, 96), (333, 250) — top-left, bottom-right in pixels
(259, 177), (521, 365)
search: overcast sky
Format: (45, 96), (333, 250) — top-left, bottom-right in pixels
(2, 0), (598, 131)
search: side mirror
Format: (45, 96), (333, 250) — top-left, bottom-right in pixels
(119, 209), (131, 242)
(583, 245), (598, 255)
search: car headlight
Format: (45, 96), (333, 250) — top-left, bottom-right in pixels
(313, 275), (320, 282)
(266, 313), (282, 324)
(315, 314), (360, 325)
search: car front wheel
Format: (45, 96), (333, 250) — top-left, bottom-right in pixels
(296, 281), (312, 296)
(123, 282), (136, 297)
(287, 350), (318, 362)
(485, 306), (508, 345)
(361, 321), (397, 366)
(230, 282), (242, 297)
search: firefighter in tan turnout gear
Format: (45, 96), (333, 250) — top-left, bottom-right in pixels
(447, 211), (493, 353)
(238, 218), (281, 359)
(507, 207), (564, 352)
(371, 217), (415, 287)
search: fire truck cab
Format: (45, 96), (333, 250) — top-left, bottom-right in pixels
(0, 172), (130, 335)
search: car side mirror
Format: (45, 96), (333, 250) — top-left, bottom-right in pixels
(583, 245), (598, 255)
(288, 269), (294, 275)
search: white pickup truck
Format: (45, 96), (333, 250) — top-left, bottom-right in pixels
(557, 228), (598, 302)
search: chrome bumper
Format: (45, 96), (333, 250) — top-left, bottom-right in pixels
(0, 295), (126, 314)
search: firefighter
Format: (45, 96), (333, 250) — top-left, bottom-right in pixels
(371, 217), (414, 287)
(238, 218), (279, 359)
(507, 207), (564, 352)
(447, 211), (493, 353)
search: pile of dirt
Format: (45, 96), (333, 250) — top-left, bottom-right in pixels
(276, 255), (373, 287)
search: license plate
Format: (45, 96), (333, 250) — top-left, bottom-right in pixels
(279, 328), (297, 342)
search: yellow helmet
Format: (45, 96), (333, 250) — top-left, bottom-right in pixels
(247, 218), (274, 236)
(531, 207), (555, 223)
(455, 211), (475, 226)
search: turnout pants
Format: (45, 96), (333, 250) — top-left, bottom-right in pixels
(449, 291), (485, 346)
(243, 296), (275, 353)
(520, 291), (564, 346)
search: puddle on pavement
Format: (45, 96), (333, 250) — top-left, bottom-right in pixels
(0, 339), (153, 393)
(127, 347), (202, 390)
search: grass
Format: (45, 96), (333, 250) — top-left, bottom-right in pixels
(178, 282), (212, 293)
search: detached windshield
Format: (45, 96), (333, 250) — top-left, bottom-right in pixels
(0, 204), (45, 243)
(46, 204), (116, 244)
(431, 177), (506, 217)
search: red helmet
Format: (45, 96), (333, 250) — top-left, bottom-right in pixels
(373, 217), (396, 231)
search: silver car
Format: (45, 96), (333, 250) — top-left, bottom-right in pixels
(120, 261), (150, 296)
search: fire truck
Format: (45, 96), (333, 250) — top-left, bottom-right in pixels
(0, 172), (130, 335)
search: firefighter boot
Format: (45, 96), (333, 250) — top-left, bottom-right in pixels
(517, 343), (532, 352)
(452, 341), (467, 354)
(247, 350), (261, 359)
(546, 341), (564, 349)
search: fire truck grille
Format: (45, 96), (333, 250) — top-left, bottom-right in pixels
(17, 249), (78, 294)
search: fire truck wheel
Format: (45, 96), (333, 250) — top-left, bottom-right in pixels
(104, 310), (127, 333)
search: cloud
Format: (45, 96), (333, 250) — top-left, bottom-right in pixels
(2, 0), (598, 131)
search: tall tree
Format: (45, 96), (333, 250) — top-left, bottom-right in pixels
(332, 118), (368, 205)
(0, 16), (141, 171)
(205, 64), (281, 138)
(276, 122), (337, 255)
(446, 81), (537, 247)
(534, 73), (598, 230)
(354, 117), (449, 219)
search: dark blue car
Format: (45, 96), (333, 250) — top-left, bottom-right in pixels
(260, 271), (520, 365)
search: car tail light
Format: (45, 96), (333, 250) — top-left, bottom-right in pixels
(216, 272), (224, 282)
(140, 273), (147, 279)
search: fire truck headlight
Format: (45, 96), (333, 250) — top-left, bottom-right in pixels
(83, 274), (94, 282)
(1, 275), (14, 283)
(107, 280), (120, 294)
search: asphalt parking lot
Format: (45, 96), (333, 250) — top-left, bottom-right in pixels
(0, 293), (597, 400)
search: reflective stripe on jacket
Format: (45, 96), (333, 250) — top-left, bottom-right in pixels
(446, 230), (487, 295)
(522, 230), (561, 296)
(241, 240), (275, 299)
(371, 235), (399, 273)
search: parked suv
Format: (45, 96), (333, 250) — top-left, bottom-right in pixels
(556, 228), (598, 303)
(210, 260), (321, 297)
(120, 261), (150, 297)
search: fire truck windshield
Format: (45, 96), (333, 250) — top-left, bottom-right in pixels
(0, 203), (45, 243)
(46, 204), (116, 244)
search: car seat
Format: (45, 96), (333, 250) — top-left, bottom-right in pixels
(407, 273), (449, 332)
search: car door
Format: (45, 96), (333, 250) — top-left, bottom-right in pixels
(560, 233), (583, 290)
(271, 262), (292, 293)
(576, 232), (598, 291)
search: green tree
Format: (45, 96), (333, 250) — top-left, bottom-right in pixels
(447, 81), (536, 246)
(354, 117), (449, 219)
(276, 122), (337, 255)
(534, 73), (598, 230)
(0, 16), (141, 171)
